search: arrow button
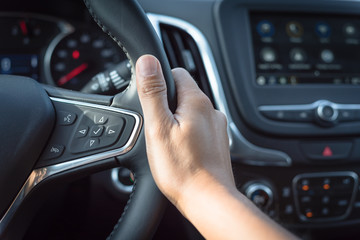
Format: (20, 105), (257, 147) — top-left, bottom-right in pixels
(75, 125), (89, 138)
(105, 124), (123, 138)
(85, 138), (99, 150)
(94, 115), (108, 124)
(97, 123), (125, 148)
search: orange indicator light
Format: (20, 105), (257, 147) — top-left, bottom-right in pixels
(323, 184), (330, 190)
(306, 211), (313, 218)
(302, 185), (309, 191)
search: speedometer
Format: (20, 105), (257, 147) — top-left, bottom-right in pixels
(47, 26), (127, 91)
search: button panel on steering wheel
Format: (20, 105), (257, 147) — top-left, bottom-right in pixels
(36, 98), (138, 168)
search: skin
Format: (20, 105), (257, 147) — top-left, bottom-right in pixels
(136, 55), (298, 240)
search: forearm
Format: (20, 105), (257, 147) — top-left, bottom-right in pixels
(177, 173), (298, 240)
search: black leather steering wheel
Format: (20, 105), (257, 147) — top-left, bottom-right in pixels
(0, 0), (176, 239)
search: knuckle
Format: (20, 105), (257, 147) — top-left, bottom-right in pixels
(196, 93), (213, 110)
(140, 76), (167, 97)
(216, 110), (228, 126)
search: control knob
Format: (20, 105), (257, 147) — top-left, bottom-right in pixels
(245, 183), (273, 209)
(316, 101), (338, 124)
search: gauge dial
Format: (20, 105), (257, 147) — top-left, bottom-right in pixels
(49, 27), (126, 91)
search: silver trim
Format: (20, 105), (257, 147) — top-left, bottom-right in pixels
(147, 13), (291, 166)
(259, 100), (360, 112)
(0, 97), (142, 228)
(292, 171), (359, 222)
(43, 21), (75, 86)
(111, 168), (134, 194)
(259, 100), (360, 122)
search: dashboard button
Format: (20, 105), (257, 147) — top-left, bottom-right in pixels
(343, 23), (357, 37)
(260, 109), (313, 122)
(292, 110), (314, 122)
(316, 102), (338, 123)
(315, 22), (331, 38)
(286, 21), (303, 38)
(290, 48), (307, 62)
(256, 76), (266, 85)
(320, 49), (334, 63)
(260, 47), (277, 62)
(300, 142), (353, 160)
(338, 109), (357, 122)
(256, 20), (275, 38)
(260, 110), (291, 121)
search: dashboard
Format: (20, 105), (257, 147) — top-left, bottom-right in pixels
(2, 0), (360, 239)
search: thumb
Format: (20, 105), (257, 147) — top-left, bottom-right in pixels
(136, 55), (173, 128)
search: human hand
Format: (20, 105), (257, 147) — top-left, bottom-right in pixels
(136, 55), (298, 240)
(136, 55), (235, 210)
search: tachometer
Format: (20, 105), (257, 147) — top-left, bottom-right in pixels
(47, 26), (127, 91)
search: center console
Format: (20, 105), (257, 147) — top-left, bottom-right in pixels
(215, 0), (360, 235)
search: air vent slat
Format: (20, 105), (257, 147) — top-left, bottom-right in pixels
(160, 24), (215, 105)
(161, 29), (179, 68)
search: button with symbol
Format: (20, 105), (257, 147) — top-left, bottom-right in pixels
(105, 124), (123, 138)
(90, 125), (104, 137)
(99, 123), (125, 147)
(315, 22), (331, 38)
(43, 144), (65, 160)
(75, 125), (88, 138)
(85, 138), (99, 150)
(256, 20), (275, 38)
(290, 48), (307, 63)
(58, 111), (77, 125)
(300, 142), (353, 161)
(286, 21), (303, 38)
(94, 115), (108, 124)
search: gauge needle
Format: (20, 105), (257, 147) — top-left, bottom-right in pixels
(19, 20), (28, 36)
(57, 63), (88, 86)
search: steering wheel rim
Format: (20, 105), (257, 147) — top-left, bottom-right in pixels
(0, 0), (176, 239)
(83, 0), (177, 238)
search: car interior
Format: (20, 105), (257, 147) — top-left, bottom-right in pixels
(1, 0), (360, 239)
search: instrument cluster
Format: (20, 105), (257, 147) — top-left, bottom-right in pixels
(0, 13), (128, 95)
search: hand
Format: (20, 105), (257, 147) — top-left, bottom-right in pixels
(136, 55), (234, 208)
(136, 55), (297, 240)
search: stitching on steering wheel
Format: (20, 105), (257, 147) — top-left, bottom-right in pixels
(83, 0), (135, 95)
(83, 1), (138, 239)
(106, 173), (137, 240)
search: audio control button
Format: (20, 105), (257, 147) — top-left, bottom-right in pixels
(338, 109), (358, 122)
(316, 102), (338, 123)
(260, 109), (313, 122)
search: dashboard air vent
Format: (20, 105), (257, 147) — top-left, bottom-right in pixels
(159, 24), (214, 103)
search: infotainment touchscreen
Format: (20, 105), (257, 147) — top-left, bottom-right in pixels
(250, 12), (360, 86)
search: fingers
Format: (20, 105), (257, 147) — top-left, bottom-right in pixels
(172, 68), (213, 114)
(136, 55), (173, 128)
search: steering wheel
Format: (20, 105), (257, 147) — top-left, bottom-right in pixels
(0, 0), (176, 239)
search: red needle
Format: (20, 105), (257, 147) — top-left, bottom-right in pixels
(57, 63), (88, 86)
(19, 20), (28, 36)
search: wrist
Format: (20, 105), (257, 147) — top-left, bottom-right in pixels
(175, 171), (238, 219)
